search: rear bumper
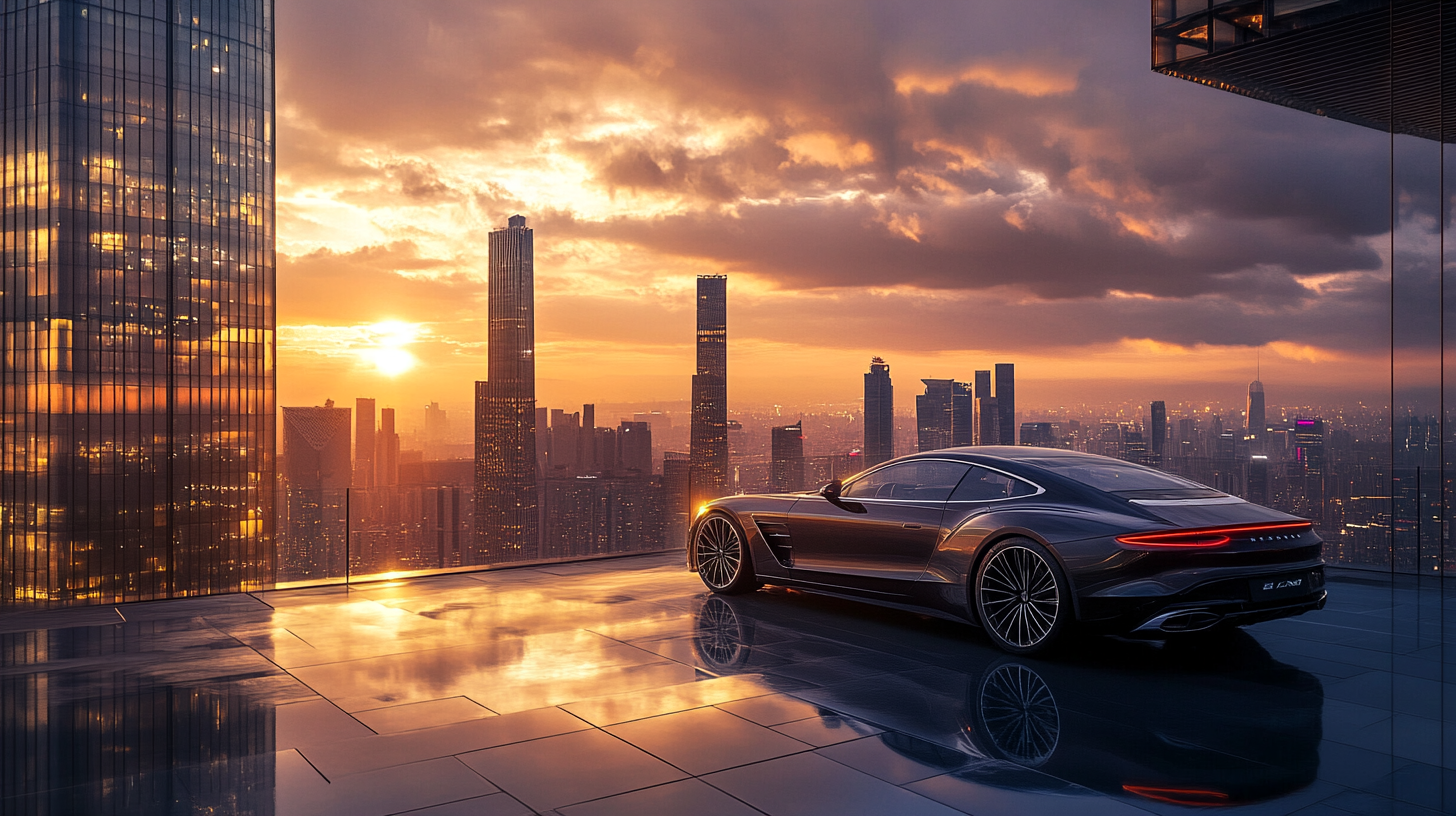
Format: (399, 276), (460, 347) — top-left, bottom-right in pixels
(1080, 564), (1327, 636)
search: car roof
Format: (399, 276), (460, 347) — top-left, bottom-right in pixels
(900, 446), (1112, 464)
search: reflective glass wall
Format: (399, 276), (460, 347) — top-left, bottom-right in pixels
(1, 0), (276, 604)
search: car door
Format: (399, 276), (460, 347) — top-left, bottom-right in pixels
(788, 460), (970, 594)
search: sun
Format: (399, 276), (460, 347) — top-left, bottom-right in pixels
(371, 346), (416, 376)
(360, 321), (423, 377)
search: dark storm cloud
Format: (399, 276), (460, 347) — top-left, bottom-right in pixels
(277, 0), (1414, 355)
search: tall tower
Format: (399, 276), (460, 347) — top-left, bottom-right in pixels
(475, 215), (539, 560)
(1, 1), (275, 603)
(690, 276), (729, 508)
(994, 363), (1016, 445)
(1247, 379), (1266, 450)
(864, 358), (895, 466)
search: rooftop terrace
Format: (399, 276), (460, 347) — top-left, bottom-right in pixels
(2, 554), (1453, 815)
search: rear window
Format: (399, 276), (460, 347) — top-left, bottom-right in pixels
(1022, 458), (1218, 497)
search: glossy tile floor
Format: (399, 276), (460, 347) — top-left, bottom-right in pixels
(2, 554), (1452, 815)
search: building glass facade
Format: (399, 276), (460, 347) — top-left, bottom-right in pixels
(690, 275), (728, 509)
(1153, 0), (1453, 575)
(862, 357), (893, 467)
(1, 0), (275, 604)
(475, 214), (538, 562)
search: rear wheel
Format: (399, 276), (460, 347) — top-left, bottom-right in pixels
(974, 538), (1070, 655)
(693, 513), (759, 594)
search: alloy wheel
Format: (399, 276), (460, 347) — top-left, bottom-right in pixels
(696, 516), (743, 590)
(979, 545), (1061, 649)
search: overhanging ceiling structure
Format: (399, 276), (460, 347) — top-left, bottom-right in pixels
(1153, 0), (1456, 142)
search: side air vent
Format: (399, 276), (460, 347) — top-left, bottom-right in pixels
(752, 520), (793, 567)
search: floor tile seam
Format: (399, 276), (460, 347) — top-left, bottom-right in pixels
(318, 704), (599, 767)
(223, 620), (382, 739)
(596, 719), (818, 779)
(697, 757), (976, 816)
(711, 694), (844, 729)
(352, 694), (503, 723)
(809, 736), (965, 785)
(553, 776), (774, 816)
(277, 628), (553, 670)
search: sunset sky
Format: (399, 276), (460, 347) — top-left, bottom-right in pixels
(273, 1), (1402, 432)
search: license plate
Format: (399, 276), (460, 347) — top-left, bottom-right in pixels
(1250, 572), (1312, 601)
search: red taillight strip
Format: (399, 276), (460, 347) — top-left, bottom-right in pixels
(1123, 785), (1231, 805)
(1116, 521), (1312, 549)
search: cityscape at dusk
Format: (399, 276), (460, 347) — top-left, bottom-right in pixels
(3, 2), (1454, 815)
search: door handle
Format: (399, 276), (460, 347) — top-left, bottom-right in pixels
(903, 523), (923, 529)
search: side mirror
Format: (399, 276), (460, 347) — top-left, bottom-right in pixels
(819, 479), (842, 500)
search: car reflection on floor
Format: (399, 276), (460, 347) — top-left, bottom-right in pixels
(692, 590), (1324, 808)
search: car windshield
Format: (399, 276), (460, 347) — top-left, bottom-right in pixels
(1022, 458), (1219, 496)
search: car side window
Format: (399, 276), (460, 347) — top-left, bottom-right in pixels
(841, 461), (971, 501)
(949, 466), (1039, 502)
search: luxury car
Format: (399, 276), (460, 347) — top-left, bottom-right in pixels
(687, 446), (1326, 654)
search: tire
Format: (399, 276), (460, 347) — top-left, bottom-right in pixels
(974, 537), (1071, 655)
(693, 513), (759, 594)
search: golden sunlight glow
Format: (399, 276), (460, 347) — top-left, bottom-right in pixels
(362, 321), (422, 377)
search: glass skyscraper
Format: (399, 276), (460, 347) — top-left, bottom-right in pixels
(475, 214), (538, 561)
(690, 275), (728, 509)
(862, 356), (893, 467)
(2, 0), (275, 603)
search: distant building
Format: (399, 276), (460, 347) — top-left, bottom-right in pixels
(549, 408), (581, 474)
(619, 421), (653, 474)
(917, 379), (957, 452)
(475, 215), (540, 561)
(994, 364), (1016, 444)
(690, 276), (730, 507)
(377, 408), (400, 487)
(974, 370), (992, 403)
(424, 402), (449, 459)
(1248, 455), (1271, 506)
(281, 403), (352, 581)
(1247, 380), (1267, 449)
(540, 475), (666, 559)
(355, 398), (377, 489)
(975, 397), (1000, 448)
(863, 357), (895, 466)
(771, 422), (806, 493)
(1019, 422), (1058, 449)
(1150, 401), (1167, 465)
(663, 451), (692, 545)
(951, 381), (975, 447)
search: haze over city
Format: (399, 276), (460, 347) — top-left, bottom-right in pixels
(271, 1), (1400, 426)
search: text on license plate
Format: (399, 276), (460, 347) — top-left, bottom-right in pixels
(1250, 573), (1311, 600)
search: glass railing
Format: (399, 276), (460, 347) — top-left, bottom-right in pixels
(274, 472), (686, 588)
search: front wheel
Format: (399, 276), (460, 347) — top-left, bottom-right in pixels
(974, 538), (1071, 655)
(693, 513), (759, 594)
